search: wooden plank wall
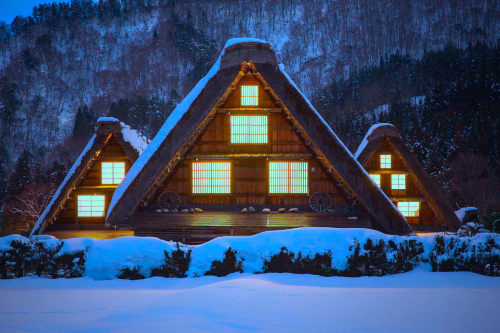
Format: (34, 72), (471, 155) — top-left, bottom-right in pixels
(54, 136), (132, 226)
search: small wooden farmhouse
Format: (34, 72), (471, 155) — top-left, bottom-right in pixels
(104, 39), (412, 243)
(30, 118), (149, 238)
(355, 123), (461, 232)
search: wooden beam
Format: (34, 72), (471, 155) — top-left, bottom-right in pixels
(186, 153), (312, 159)
(364, 169), (409, 175)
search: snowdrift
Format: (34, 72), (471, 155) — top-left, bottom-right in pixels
(1, 228), (499, 280)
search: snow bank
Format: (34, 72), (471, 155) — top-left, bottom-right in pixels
(0, 235), (29, 251)
(29, 135), (97, 239)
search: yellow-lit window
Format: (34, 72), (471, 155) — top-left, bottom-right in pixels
(269, 162), (308, 194)
(241, 85), (258, 106)
(102, 162), (125, 184)
(391, 174), (406, 189)
(192, 162), (231, 194)
(78, 195), (105, 217)
(380, 155), (391, 169)
(230, 115), (267, 144)
(370, 174), (381, 187)
(397, 202), (420, 217)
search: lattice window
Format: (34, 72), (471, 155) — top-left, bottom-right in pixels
(230, 115), (268, 144)
(192, 162), (231, 194)
(241, 85), (258, 106)
(269, 162), (308, 194)
(78, 195), (105, 217)
(397, 202), (420, 217)
(380, 154), (391, 169)
(102, 162), (125, 184)
(391, 174), (406, 189)
(369, 174), (381, 187)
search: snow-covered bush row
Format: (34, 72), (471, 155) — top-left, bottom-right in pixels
(1, 228), (499, 280)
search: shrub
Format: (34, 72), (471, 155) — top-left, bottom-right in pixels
(117, 266), (145, 280)
(150, 243), (192, 278)
(6, 239), (33, 278)
(204, 247), (243, 277)
(261, 247), (337, 277)
(57, 251), (86, 278)
(31, 240), (63, 278)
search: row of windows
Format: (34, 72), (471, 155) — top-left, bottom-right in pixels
(369, 174), (407, 189)
(192, 161), (309, 194)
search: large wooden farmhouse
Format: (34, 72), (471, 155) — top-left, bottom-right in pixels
(102, 39), (412, 244)
(355, 124), (461, 232)
(30, 118), (149, 238)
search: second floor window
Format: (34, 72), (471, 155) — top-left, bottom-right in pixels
(230, 115), (268, 144)
(78, 195), (105, 217)
(102, 162), (125, 184)
(391, 174), (406, 189)
(241, 85), (258, 106)
(369, 174), (381, 187)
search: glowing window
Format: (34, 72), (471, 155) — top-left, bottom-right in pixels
(230, 115), (267, 144)
(269, 162), (308, 194)
(78, 195), (105, 217)
(391, 174), (406, 189)
(397, 202), (420, 217)
(370, 174), (381, 187)
(241, 85), (258, 106)
(102, 162), (125, 184)
(192, 162), (231, 194)
(380, 155), (391, 169)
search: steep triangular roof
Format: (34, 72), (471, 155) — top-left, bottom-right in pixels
(356, 123), (461, 231)
(106, 38), (412, 235)
(29, 118), (149, 237)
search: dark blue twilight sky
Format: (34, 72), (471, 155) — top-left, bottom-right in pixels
(0, 1), (70, 24)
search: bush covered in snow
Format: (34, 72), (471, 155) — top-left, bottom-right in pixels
(1, 229), (500, 280)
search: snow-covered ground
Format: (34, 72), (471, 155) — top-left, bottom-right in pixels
(0, 272), (498, 332)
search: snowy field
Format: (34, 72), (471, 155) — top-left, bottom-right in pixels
(1, 272), (499, 333)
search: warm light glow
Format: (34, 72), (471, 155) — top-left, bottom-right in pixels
(102, 162), (125, 184)
(78, 195), (105, 217)
(192, 162), (231, 194)
(391, 174), (406, 189)
(230, 115), (268, 144)
(269, 162), (308, 194)
(241, 85), (258, 106)
(380, 154), (391, 169)
(370, 174), (381, 187)
(398, 202), (420, 217)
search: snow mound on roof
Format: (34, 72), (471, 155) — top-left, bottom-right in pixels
(97, 117), (119, 122)
(455, 207), (478, 222)
(354, 123), (394, 159)
(30, 135), (97, 239)
(120, 122), (149, 155)
(107, 38), (270, 218)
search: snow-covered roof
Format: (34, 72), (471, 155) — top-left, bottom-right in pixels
(455, 207), (478, 222)
(354, 123), (395, 159)
(97, 117), (119, 122)
(120, 122), (149, 155)
(107, 38), (268, 218)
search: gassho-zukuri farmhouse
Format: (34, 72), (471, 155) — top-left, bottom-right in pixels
(30, 38), (462, 244)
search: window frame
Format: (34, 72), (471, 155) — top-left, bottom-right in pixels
(77, 195), (106, 217)
(397, 201), (420, 217)
(192, 161), (232, 195)
(101, 161), (126, 185)
(269, 161), (309, 195)
(391, 174), (406, 190)
(369, 174), (381, 187)
(380, 154), (392, 169)
(230, 114), (268, 145)
(240, 85), (259, 106)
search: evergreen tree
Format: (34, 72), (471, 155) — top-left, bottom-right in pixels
(0, 78), (21, 128)
(21, 48), (38, 73)
(73, 106), (97, 137)
(7, 149), (34, 200)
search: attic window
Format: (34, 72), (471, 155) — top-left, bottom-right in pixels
(380, 154), (391, 169)
(398, 202), (420, 217)
(391, 174), (406, 189)
(241, 85), (258, 106)
(230, 115), (268, 144)
(102, 162), (125, 185)
(269, 162), (308, 194)
(369, 174), (381, 187)
(192, 162), (231, 194)
(78, 195), (105, 217)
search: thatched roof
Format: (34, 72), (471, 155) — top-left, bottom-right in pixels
(29, 118), (149, 237)
(106, 39), (412, 236)
(356, 123), (462, 231)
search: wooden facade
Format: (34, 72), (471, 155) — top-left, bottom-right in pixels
(356, 124), (462, 232)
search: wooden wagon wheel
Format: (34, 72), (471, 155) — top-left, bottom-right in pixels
(158, 191), (181, 210)
(309, 192), (332, 212)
